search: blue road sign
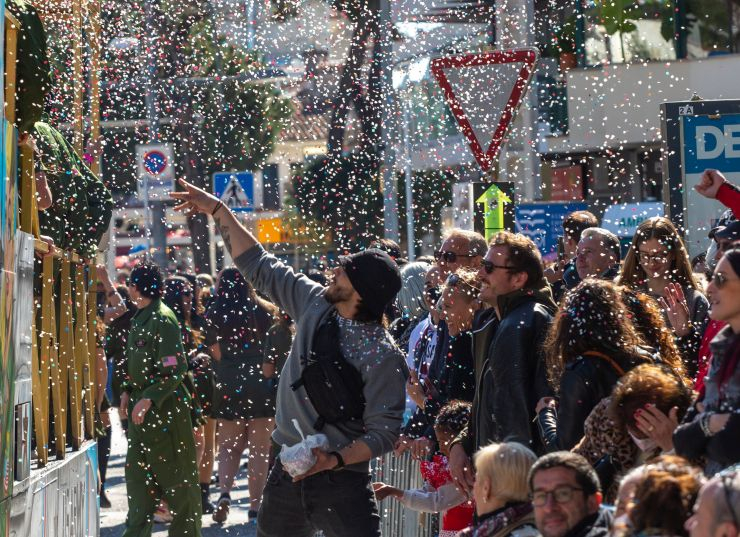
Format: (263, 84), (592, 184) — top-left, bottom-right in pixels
(515, 202), (588, 260)
(213, 172), (254, 212)
(143, 150), (168, 175)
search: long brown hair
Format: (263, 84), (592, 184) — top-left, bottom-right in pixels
(544, 279), (646, 387)
(620, 287), (687, 382)
(620, 217), (701, 290)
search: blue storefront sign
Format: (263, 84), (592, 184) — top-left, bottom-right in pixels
(515, 202), (588, 260)
(662, 100), (740, 257)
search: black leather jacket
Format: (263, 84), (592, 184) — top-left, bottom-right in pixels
(460, 280), (556, 454)
(537, 348), (654, 452)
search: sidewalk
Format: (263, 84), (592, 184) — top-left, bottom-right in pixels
(100, 413), (258, 537)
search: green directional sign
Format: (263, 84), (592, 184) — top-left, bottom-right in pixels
(473, 182), (515, 240)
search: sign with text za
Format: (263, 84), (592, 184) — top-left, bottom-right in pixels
(213, 172), (254, 212)
(661, 99), (740, 257)
(431, 48), (539, 173)
(136, 143), (175, 201)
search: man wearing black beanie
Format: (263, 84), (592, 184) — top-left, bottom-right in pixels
(171, 180), (408, 537)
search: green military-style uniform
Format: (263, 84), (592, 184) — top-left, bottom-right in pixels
(122, 299), (202, 537)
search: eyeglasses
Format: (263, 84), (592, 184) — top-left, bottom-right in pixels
(531, 486), (584, 507)
(480, 259), (517, 275)
(720, 470), (739, 529)
(434, 250), (477, 263)
(712, 272), (730, 289)
(637, 251), (670, 264)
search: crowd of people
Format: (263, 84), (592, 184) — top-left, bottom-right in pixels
(103, 169), (740, 537)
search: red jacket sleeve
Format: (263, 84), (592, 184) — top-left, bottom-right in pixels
(717, 182), (740, 219)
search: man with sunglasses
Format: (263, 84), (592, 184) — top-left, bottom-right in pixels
(434, 229), (488, 277)
(450, 231), (557, 493)
(529, 452), (611, 537)
(686, 467), (739, 537)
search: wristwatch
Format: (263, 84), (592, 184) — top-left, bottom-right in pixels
(329, 451), (345, 470)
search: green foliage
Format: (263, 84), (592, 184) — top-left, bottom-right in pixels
(282, 184), (333, 252)
(293, 150), (383, 251)
(398, 170), (453, 252)
(200, 80), (292, 174)
(595, 0), (643, 36)
(184, 21), (293, 175)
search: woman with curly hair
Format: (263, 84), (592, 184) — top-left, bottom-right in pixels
(619, 216), (709, 377)
(620, 288), (686, 377)
(569, 291), (690, 499)
(536, 279), (657, 452)
(615, 455), (705, 537)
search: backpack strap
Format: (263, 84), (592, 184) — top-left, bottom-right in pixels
(582, 351), (626, 377)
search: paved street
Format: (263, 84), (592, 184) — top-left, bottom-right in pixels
(100, 413), (258, 537)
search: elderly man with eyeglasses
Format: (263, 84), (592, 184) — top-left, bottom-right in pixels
(686, 467), (740, 537)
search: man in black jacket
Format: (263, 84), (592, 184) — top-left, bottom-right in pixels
(529, 452), (612, 537)
(450, 231), (556, 491)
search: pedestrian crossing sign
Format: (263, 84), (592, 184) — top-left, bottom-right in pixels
(213, 172), (254, 212)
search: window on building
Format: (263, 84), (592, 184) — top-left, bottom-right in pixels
(684, 0), (740, 58)
(583, 2), (676, 64)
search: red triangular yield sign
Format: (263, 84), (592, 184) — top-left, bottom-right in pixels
(431, 48), (539, 172)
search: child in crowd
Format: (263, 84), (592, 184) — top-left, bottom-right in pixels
(373, 400), (474, 537)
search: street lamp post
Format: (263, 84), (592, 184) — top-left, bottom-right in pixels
(143, 0), (168, 269)
(379, 0), (400, 242)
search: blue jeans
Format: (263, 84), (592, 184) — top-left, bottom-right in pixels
(256, 460), (381, 537)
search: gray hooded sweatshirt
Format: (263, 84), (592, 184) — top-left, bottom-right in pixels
(235, 245), (408, 473)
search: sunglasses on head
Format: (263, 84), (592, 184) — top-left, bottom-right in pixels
(480, 259), (517, 275)
(434, 250), (477, 263)
(446, 273), (480, 292)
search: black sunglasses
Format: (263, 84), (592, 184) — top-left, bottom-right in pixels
(434, 250), (477, 263)
(480, 259), (517, 275)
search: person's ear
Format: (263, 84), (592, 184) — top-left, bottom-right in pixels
(512, 270), (528, 289)
(587, 492), (603, 513)
(482, 477), (492, 501)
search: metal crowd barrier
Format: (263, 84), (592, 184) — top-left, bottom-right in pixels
(371, 451), (437, 537)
